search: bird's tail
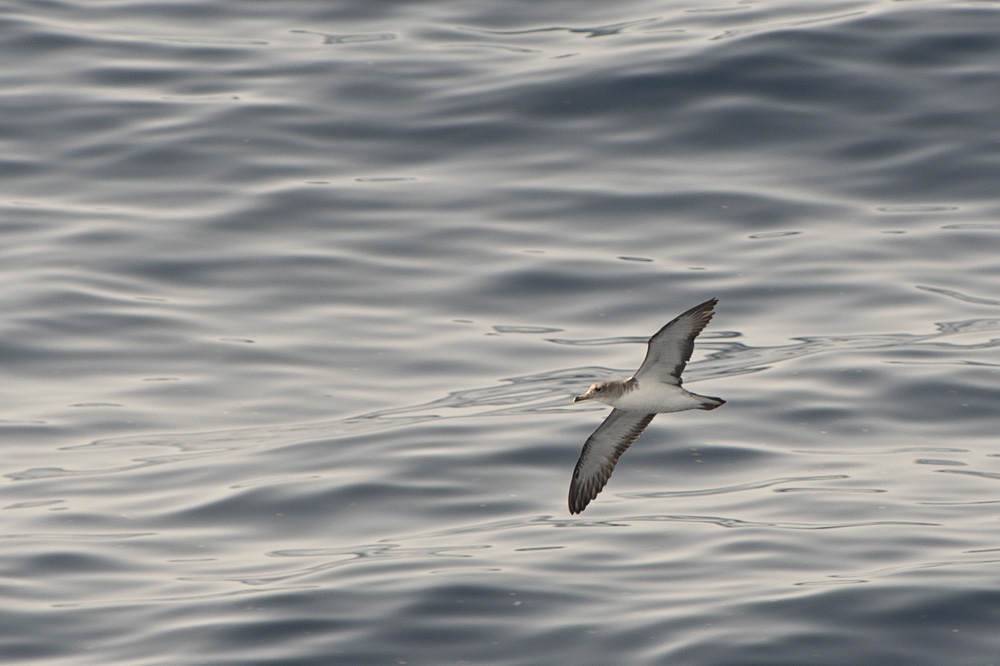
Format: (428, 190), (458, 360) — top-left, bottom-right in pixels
(696, 395), (725, 410)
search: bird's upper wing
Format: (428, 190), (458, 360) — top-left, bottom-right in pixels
(633, 298), (717, 385)
(569, 409), (656, 514)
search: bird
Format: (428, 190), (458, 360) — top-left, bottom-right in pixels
(568, 298), (724, 513)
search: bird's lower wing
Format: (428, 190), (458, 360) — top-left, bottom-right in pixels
(569, 409), (656, 514)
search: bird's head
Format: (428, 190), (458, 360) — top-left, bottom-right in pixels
(574, 381), (620, 405)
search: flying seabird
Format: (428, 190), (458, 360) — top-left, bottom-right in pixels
(569, 298), (725, 513)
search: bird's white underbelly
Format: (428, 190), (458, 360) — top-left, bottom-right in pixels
(612, 382), (704, 413)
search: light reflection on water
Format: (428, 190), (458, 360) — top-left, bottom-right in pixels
(53, 311), (1000, 457)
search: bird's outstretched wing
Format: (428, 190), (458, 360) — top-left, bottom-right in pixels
(569, 409), (656, 514)
(634, 298), (717, 385)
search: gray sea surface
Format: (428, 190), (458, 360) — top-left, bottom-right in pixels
(3, 1), (1000, 664)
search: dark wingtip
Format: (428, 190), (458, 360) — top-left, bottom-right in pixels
(568, 491), (590, 514)
(680, 297), (719, 324)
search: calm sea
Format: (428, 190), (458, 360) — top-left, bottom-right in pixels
(3, 1), (1000, 664)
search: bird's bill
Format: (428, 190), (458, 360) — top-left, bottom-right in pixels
(573, 393), (591, 403)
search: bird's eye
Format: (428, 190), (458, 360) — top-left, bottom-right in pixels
(594, 386), (603, 392)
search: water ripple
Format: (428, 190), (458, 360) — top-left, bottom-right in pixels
(24, 313), (998, 476)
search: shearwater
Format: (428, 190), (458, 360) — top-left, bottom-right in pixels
(569, 298), (725, 513)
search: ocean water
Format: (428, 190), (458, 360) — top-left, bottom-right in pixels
(3, 0), (1000, 664)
